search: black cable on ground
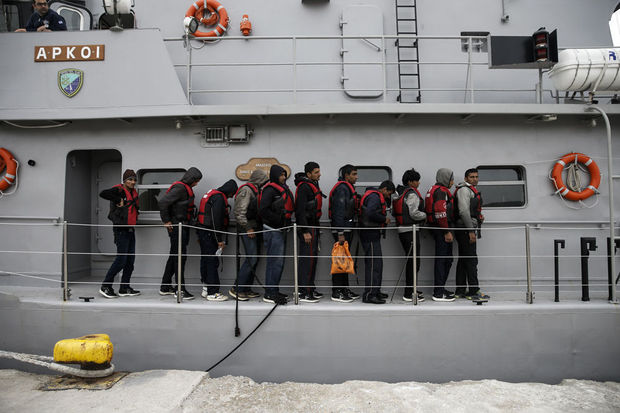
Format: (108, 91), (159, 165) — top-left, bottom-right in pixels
(206, 303), (279, 373)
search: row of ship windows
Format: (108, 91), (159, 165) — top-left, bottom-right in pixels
(135, 165), (526, 212)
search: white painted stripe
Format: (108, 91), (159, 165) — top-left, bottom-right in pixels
(218, 23), (227, 31)
(5, 173), (15, 179)
(2, 177), (11, 184)
(217, 5), (224, 11)
(587, 185), (597, 191)
(193, 2), (199, 11)
(215, 30), (221, 37)
(585, 158), (593, 166)
(561, 188), (569, 196)
(557, 160), (566, 167)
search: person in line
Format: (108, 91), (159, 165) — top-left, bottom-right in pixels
(394, 168), (426, 302)
(454, 168), (490, 301)
(425, 168), (456, 302)
(294, 162), (325, 303)
(158, 167), (202, 300)
(258, 165), (294, 305)
(230, 169), (269, 301)
(197, 179), (238, 302)
(16, 0), (67, 32)
(328, 164), (361, 303)
(359, 180), (395, 304)
(98, 169), (140, 298)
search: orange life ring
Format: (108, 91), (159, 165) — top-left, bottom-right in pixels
(0, 148), (17, 192)
(185, 0), (228, 38)
(550, 152), (601, 201)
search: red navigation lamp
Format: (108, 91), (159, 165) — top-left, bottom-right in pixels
(533, 27), (550, 62)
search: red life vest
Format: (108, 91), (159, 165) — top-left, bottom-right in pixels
(393, 187), (424, 226)
(166, 181), (195, 222)
(453, 184), (483, 223)
(197, 189), (229, 228)
(259, 182), (294, 220)
(235, 182), (258, 199)
(113, 184), (139, 225)
(328, 180), (359, 220)
(295, 181), (323, 219)
(359, 189), (387, 227)
(425, 184), (454, 226)
(235, 182), (260, 221)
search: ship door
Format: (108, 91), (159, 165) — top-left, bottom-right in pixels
(63, 149), (121, 280)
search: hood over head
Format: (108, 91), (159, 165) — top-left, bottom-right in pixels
(249, 169), (269, 187)
(181, 167), (203, 185)
(395, 184), (406, 197)
(293, 171), (307, 187)
(435, 168), (454, 188)
(269, 164), (287, 183)
(218, 179), (239, 197)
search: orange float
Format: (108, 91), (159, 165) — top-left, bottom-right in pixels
(185, 0), (229, 38)
(550, 152), (600, 201)
(0, 148), (17, 192)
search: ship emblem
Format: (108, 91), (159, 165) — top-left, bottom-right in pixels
(57, 69), (84, 98)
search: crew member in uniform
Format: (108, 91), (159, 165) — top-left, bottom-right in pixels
(359, 180), (395, 304)
(394, 168), (426, 302)
(294, 162), (325, 303)
(196, 179), (238, 302)
(259, 165), (294, 305)
(98, 169), (140, 298)
(454, 168), (489, 300)
(425, 168), (456, 302)
(328, 164), (361, 303)
(158, 167), (202, 300)
(18, 0), (67, 32)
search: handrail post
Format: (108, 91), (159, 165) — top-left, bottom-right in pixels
(177, 222), (182, 304)
(294, 223), (299, 305)
(62, 220), (69, 301)
(525, 224), (534, 304)
(412, 224), (418, 306)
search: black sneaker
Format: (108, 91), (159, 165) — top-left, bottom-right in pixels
(118, 287), (141, 297)
(159, 285), (175, 296)
(99, 286), (118, 299)
(263, 294), (287, 305)
(300, 293), (320, 303)
(312, 291), (324, 299)
(277, 292), (288, 299)
(346, 289), (360, 300)
(362, 295), (386, 304)
(378, 292), (388, 299)
(331, 291), (353, 303)
(246, 290), (261, 298)
(432, 292), (456, 302)
(174, 289), (195, 300)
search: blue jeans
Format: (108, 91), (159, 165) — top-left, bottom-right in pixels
(263, 229), (286, 296)
(198, 230), (220, 294)
(102, 229), (135, 289)
(161, 225), (190, 289)
(236, 233), (261, 292)
(433, 229), (454, 297)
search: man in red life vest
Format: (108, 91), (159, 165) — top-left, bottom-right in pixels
(294, 161), (325, 303)
(158, 167), (202, 300)
(98, 169), (140, 298)
(197, 179), (238, 302)
(454, 168), (490, 301)
(360, 180), (395, 304)
(425, 168), (456, 302)
(394, 168), (426, 302)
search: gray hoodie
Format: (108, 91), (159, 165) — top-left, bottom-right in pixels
(435, 168), (454, 188)
(234, 169), (269, 231)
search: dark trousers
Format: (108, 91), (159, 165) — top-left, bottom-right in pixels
(102, 229), (135, 289)
(236, 233), (261, 292)
(198, 230), (220, 294)
(398, 230), (421, 297)
(161, 225), (190, 289)
(455, 230), (479, 294)
(298, 228), (318, 295)
(331, 231), (352, 293)
(361, 233), (382, 299)
(264, 229), (286, 296)
(432, 229), (453, 297)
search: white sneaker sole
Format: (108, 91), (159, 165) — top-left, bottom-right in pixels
(99, 290), (118, 299)
(431, 296), (455, 302)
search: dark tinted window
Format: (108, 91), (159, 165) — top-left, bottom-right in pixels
(477, 166), (526, 207)
(138, 169), (186, 212)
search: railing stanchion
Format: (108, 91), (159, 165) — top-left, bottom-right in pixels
(525, 224), (534, 304)
(412, 224), (418, 306)
(294, 223), (299, 305)
(177, 222), (182, 304)
(62, 220), (69, 302)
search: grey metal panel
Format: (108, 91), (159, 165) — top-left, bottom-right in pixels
(340, 5), (384, 98)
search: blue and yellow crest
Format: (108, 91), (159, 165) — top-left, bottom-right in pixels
(57, 68), (84, 98)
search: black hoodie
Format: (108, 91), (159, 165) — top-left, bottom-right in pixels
(259, 165), (293, 229)
(294, 172), (323, 234)
(159, 167), (202, 224)
(197, 179), (238, 237)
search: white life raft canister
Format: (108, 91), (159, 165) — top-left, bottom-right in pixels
(549, 48), (620, 92)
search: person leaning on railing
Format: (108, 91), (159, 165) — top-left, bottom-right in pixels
(14, 0), (67, 32)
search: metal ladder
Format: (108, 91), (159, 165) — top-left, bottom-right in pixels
(395, 0), (421, 103)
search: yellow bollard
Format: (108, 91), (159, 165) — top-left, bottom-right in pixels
(53, 334), (114, 367)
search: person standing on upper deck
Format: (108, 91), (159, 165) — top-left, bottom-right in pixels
(230, 169), (269, 301)
(158, 167), (202, 300)
(425, 168), (456, 302)
(394, 168), (426, 303)
(258, 165), (294, 305)
(294, 162), (325, 303)
(328, 164), (361, 303)
(16, 0), (67, 32)
(98, 169), (140, 299)
(454, 168), (490, 301)
(359, 180), (395, 304)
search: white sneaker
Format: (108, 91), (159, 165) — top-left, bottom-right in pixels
(201, 289), (209, 299)
(206, 292), (229, 302)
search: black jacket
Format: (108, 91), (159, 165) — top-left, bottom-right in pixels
(99, 185), (139, 229)
(199, 180), (238, 239)
(159, 167), (202, 224)
(329, 180), (358, 234)
(259, 165), (293, 229)
(360, 188), (387, 241)
(294, 173), (323, 234)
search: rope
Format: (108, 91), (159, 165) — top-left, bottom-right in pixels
(0, 350), (114, 378)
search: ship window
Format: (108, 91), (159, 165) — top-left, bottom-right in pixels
(137, 169), (186, 212)
(1, 5), (19, 32)
(341, 166), (392, 193)
(476, 165), (526, 208)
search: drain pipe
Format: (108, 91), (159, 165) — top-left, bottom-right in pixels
(586, 106), (617, 303)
